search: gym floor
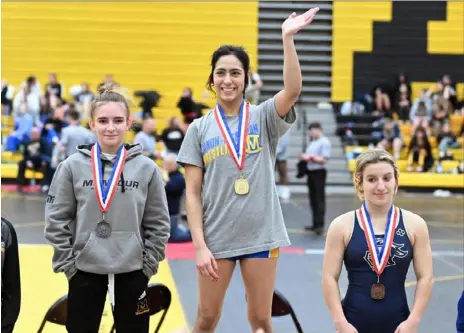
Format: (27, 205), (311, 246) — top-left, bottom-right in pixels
(2, 189), (463, 333)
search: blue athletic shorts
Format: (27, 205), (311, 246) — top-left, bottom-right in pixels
(226, 248), (279, 261)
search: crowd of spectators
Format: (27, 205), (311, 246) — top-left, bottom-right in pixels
(340, 73), (464, 174)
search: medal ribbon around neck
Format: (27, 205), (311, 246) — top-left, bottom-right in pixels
(214, 100), (250, 170)
(91, 143), (127, 213)
(357, 202), (400, 276)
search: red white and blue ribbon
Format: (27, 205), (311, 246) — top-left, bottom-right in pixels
(214, 100), (250, 170)
(357, 202), (400, 276)
(91, 143), (127, 213)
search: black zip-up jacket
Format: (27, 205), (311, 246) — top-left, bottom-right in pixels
(1, 217), (21, 333)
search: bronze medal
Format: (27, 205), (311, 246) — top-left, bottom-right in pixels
(371, 283), (385, 300)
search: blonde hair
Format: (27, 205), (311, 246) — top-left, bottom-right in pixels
(353, 149), (399, 200)
(90, 83), (131, 119)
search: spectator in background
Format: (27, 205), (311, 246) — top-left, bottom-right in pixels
(177, 87), (197, 125)
(376, 118), (403, 160)
(442, 74), (458, 110)
(393, 83), (411, 122)
(407, 127), (434, 172)
(16, 127), (51, 192)
(73, 83), (95, 105)
(12, 76), (41, 124)
(1, 80), (15, 115)
(60, 109), (95, 159)
(38, 121), (59, 192)
(45, 73), (62, 101)
(133, 118), (163, 159)
(1, 217), (21, 333)
(245, 69), (263, 105)
(5, 103), (33, 152)
(410, 89), (432, 132)
(19, 75), (41, 96)
(177, 88), (210, 126)
(432, 95), (452, 136)
(373, 87), (391, 117)
(161, 116), (185, 155)
(97, 74), (117, 91)
(393, 72), (411, 103)
(163, 154), (191, 243)
(437, 122), (461, 154)
(39, 94), (54, 123)
(68, 82), (95, 120)
(300, 122), (331, 235)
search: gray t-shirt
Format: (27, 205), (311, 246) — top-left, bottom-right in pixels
(176, 97), (295, 259)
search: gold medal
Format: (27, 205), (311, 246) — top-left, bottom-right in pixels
(234, 176), (249, 195)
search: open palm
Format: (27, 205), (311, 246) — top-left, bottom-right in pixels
(282, 7), (319, 36)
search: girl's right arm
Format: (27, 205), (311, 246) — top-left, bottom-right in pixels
(176, 121), (219, 280)
(184, 164), (219, 281)
(44, 160), (78, 280)
(322, 215), (357, 332)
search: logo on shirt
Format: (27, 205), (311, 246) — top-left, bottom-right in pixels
(46, 195), (55, 204)
(202, 123), (262, 165)
(364, 238), (409, 270)
(82, 179), (140, 190)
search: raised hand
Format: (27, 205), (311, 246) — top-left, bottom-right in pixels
(281, 7), (319, 36)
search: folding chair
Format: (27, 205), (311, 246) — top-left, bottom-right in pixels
(37, 294), (68, 333)
(110, 283), (171, 333)
(272, 289), (304, 333)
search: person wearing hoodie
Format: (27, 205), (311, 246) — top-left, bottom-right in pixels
(44, 83), (171, 333)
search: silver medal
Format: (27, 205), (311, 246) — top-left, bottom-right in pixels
(96, 220), (111, 238)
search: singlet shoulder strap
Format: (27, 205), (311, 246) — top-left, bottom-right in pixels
(348, 209), (362, 242)
(396, 207), (411, 239)
(394, 206), (404, 229)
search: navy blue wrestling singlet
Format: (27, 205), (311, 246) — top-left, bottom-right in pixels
(342, 209), (413, 333)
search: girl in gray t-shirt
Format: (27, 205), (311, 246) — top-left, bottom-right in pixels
(176, 7), (319, 333)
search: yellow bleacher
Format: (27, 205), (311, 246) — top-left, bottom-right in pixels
(345, 140), (464, 189)
(345, 115), (464, 189)
(1, 2), (259, 130)
(1, 2), (259, 182)
(346, 145), (464, 161)
(348, 158), (461, 173)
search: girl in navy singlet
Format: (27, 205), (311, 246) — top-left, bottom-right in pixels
(322, 149), (434, 333)
(342, 208), (412, 332)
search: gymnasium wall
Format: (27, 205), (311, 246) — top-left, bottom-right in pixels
(1, 2), (259, 124)
(332, 1), (464, 102)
